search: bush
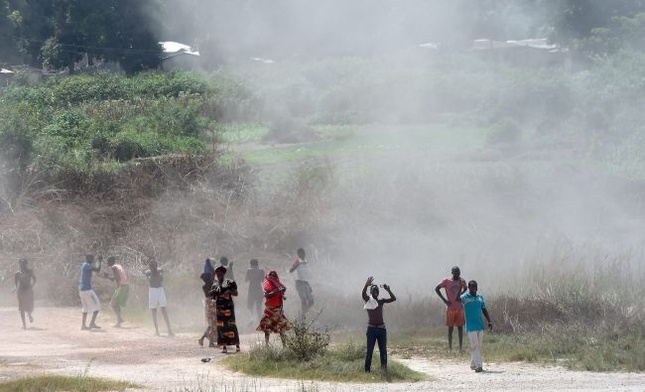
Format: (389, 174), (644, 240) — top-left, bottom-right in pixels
(282, 317), (331, 361)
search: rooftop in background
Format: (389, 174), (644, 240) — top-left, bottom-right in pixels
(472, 38), (567, 53)
(160, 41), (200, 59)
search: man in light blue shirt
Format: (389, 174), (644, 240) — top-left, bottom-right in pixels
(79, 254), (102, 330)
(460, 280), (493, 373)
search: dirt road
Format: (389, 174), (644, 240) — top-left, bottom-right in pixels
(1, 307), (644, 391)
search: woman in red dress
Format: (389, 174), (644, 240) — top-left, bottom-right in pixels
(256, 270), (291, 345)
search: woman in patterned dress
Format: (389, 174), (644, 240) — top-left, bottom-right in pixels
(198, 258), (216, 347)
(211, 265), (240, 353)
(256, 270), (291, 345)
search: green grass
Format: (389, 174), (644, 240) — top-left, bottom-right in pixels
(0, 374), (139, 392)
(222, 342), (428, 383)
(240, 123), (490, 165)
(484, 329), (645, 371)
(214, 123), (268, 144)
(390, 327), (645, 372)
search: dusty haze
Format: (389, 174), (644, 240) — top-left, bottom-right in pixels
(1, 2), (644, 332)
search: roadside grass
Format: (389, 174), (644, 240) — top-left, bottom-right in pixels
(388, 324), (645, 372)
(484, 327), (645, 371)
(222, 341), (428, 383)
(0, 374), (139, 392)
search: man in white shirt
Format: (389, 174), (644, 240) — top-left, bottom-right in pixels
(289, 248), (314, 316)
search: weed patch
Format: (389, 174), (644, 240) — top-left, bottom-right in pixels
(0, 374), (139, 392)
(223, 341), (427, 383)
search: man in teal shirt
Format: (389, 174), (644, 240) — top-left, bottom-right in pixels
(460, 280), (492, 373)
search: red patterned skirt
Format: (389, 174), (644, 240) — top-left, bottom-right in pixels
(257, 305), (291, 334)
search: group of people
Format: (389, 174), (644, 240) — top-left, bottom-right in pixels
(360, 266), (492, 374)
(434, 266), (492, 372)
(198, 248), (314, 352)
(13, 252), (492, 374)
(76, 254), (174, 336)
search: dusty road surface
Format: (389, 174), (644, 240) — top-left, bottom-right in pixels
(1, 306), (644, 391)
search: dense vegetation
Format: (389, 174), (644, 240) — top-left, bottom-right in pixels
(4, 46), (645, 195)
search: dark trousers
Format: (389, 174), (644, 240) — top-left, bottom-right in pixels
(365, 326), (387, 372)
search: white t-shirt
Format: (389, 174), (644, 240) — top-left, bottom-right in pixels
(292, 258), (311, 281)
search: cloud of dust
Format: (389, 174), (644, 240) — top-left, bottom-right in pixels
(123, 2), (645, 327)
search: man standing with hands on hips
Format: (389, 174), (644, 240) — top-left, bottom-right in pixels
(460, 280), (493, 373)
(435, 266), (468, 352)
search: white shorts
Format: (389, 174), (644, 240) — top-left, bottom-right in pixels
(79, 289), (101, 313)
(148, 287), (168, 309)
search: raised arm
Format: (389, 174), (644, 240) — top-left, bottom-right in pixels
(92, 257), (102, 272)
(103, 266), (119, 282)
(382, 284), (396, 303)
(289, 259), (299, 273)
(362, 276), (373, 302)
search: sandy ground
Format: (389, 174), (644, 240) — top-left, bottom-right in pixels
(1, 306), (645, 392)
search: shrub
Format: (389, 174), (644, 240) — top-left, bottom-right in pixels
(282, 317), (331, 361)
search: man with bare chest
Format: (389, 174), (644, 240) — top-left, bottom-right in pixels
(362, 276), (396, 373)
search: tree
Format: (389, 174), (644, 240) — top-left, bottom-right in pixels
(5, 0), (55, 67)
(553, 0), (645, 44)
(103, 0), (162, 74)
(0, 0), (20, 63)
(4, 0), (161, 73)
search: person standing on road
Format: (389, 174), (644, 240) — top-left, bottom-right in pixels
(79, 254), (102, 330)
(104, 256), (129, 327)
(244, 259), (265, 323)
(460, 280), (493, 373)
(211, 265), (240, 353)
(257, 270), (290, 345)
(217, 256), (235, 281)
(198, 258), (216, 347)
(362, 276), (396, 373)
(14, 258), (37, 329)
(289, 248), (314, 317)
(145, 258), (174, 336)
(435, 266), (468, 352)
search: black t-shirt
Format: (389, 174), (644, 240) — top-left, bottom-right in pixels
(146, 269), (163, 288)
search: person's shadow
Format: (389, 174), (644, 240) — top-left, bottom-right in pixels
(480, 369), (505, 374)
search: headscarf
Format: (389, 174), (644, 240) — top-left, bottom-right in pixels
(203, 258), (215, 275)
(263, 270), (286, 293)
